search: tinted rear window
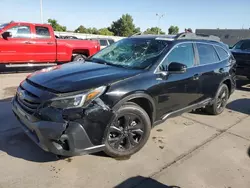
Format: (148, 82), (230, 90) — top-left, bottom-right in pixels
(35, 26), (50, 38)
(197, 43), (220, 65)
(100, 39), (108, 46)
(108, 39), (114, 44)
(214, 46), (229, 60)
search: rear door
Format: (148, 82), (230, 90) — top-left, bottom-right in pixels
(195, 43), (227, 100)
(0, 24), (33, 62)
(33, 25), (56, 62)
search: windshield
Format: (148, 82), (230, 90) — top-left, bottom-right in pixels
(233, 40), (250, 51)
(0, 23), (8, 30)
(90, 38), (169, 69)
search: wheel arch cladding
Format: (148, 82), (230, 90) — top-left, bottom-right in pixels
(128, 98), (154, 125)
(222, 79), (231, 96)
(113, 93), (156, 125)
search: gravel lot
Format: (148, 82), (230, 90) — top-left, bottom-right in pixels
(0, 73), (250, 188)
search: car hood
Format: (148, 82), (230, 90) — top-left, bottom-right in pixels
(28, 61), (143, 93)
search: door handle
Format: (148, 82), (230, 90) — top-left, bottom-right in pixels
(24, 41), (35, 44)
(219, 68), (225, 73)
(193, 74), (200, 80)
(47, 42), (54, 45)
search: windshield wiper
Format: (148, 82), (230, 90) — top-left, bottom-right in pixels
(90, 58), (130, 69)
(89, 58), (109, 65)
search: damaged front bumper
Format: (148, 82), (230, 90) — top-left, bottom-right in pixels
(12, 97), (113, 156)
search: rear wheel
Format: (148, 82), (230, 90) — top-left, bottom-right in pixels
(73, 54), (87, 61)
(205, 84), (229, 115)
(104, 102), (151, 158)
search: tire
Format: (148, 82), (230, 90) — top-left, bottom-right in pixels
(205, 84), (229, 115)
(104, 102), (151, 158)
(73, 54), (87, 61)
(247, 76), (250, 80)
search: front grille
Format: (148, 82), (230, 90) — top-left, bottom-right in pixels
(16, 86), (41, 115)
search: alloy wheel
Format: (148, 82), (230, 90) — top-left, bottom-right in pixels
(107, 113), (144, 151)
(216, 88), (228, 110)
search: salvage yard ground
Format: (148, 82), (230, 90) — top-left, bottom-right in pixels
(0, 73), (250, 188)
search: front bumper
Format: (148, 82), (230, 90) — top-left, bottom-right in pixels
(12, 98), (106, 156)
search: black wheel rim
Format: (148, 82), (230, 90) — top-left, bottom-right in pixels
(107, 113), (144, 151)
(216, 88), (228, 110)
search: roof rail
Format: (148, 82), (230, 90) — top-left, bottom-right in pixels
(175, 32), (221, 42)
(129, 32), (143, 37)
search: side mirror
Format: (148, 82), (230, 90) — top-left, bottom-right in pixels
(168, 62), (187, 74)
(2, 31), (12, 39)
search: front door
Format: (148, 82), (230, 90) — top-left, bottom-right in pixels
(32, 25), (56, 62)
(154, 43), (202, 120)
(0, 24), (33, 62)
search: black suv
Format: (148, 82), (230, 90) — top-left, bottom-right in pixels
(231, 39), (250, 79)
(12, 33), (236, 158)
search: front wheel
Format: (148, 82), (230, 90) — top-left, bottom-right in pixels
(205, 84), (229, 115)
(104, 102), (151, 158)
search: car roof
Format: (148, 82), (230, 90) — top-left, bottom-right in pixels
(9, 22), (51, 27)
(90, 38), (114, 40)
(129, 34), (226, 47)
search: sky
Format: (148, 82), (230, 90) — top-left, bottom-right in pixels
(1, 0), (250, 33)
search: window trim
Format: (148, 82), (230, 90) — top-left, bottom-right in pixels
(154, 41), (230, 73)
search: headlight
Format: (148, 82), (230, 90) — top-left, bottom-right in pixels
(48, 86), (106, 109)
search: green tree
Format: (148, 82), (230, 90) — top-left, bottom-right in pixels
(109, 14), (141, 36)
(74, 25), (87, 33)
(144, 27), (165, 35)
(87, 27), (99, 34)
(168, 25), (179, 34)
(48, 19), (67, 32)
(98, 28), (114, 36)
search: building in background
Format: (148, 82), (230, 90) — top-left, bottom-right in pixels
(196, 29), (250, 47)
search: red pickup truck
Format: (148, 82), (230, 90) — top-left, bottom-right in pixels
(0, 22), (100, 68)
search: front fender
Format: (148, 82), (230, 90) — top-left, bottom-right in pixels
(112, 92), (156, 123)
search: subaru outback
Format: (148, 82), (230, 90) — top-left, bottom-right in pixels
(12, 33), (236, 158)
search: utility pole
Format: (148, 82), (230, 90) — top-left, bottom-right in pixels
(40, 0), (44, 23)
(156, 13), (165, 35)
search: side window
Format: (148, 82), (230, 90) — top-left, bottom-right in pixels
(214, 46), (229, 60)
(108, 39), (114, 45)
(197, 43), (220, 65)
(6, 25), (31, 38)
(160, 43), (194, 71)
(35, 26), (50, 38)
(100, 39), (108, 46)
